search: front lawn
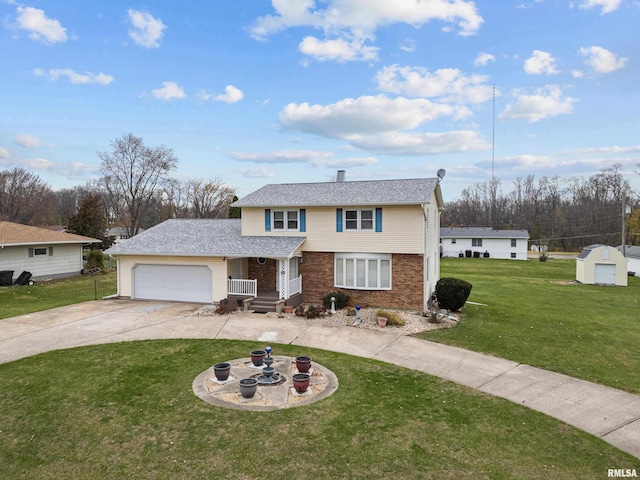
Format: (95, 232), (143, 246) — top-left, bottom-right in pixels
(0, 340), (635, 479)
(419, 258), (640, 394)
(0, 271), (116, 320)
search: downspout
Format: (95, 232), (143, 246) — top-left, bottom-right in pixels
(422, 204), (429, 311)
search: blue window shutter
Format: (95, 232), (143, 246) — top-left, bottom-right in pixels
(300, 209), (306, 232)
(265, 209), (271, 232)
(375, 208), (382, 232)
(336, 208), (343, 232)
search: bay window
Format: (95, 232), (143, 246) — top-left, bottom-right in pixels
(335, 253), (391, 290)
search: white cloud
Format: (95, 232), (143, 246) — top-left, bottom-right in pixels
(33, 68), (114, 85)
(565, 145), (640, 155)
(279, 95), (471, 140)
(399, 38), (416, 53)
(524, 50), (559, 75)
(249, 0), (483, 62)
(299, 35), (379, 62)
(474, 52), (495, 67)
(14, 133), (49, 147)
(579, 46), (627, 74)
(14, 6), (67, 44)
(150, 81), (186, 100)
(235, 167), (275, 178)
(571, 69), (585, 78)
(498, 85), (576, 122)
(127, 9), (166, 48)
(230, 149), (379, 168)
(0, 146), (9, 159)
(578, 0), (622, 14)
(0, 156), (98, 179)
(215, 85), (244, 104)
(349, 130), (490, 155)
(375, 64), (493, 104)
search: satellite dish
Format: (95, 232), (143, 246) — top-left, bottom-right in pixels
(437, 169), (446, 182)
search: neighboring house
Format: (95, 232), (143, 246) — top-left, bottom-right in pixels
(440, 227), (529, 260)
(105, 176), (444, 310)
(107, 227), (144, 243)
(0, 221), (100, 283)
(616, 245), (640, 277)
(576, 244), (627, 286)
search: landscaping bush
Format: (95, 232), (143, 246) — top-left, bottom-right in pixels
(321, 291), (350, 309)
(295, 304), (306, 317)
(435, 277), (472, 312)
(215, 299), (236, 315)
(294, 304), (324, 319)
(84, 250), (105, 271)
(376, 309), (405, 326)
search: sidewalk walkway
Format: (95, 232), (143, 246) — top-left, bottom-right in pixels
(1, 299), (639, 460)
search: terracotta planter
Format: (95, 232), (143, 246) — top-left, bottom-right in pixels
(213, 362), (231, 381)
(239, 378), (258, 398)
(377, 316), (388, 327)
(292, 373), (310, 393)
(250, 350), (266, 366)
(283, 306), (293, 314)
(295, 355), (312, 373)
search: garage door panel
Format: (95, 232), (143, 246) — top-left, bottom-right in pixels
(134, 264), (212, 303)
(594, 263), (615, 285)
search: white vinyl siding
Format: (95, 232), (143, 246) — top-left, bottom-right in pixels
(0, 244), (83, 280)
(335, 253), (391, 290)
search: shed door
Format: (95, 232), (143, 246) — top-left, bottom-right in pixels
(133, 264), (212, 303)
(594, 264), (615, 285)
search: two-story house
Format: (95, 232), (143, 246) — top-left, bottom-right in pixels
(105, 175), (444, 311)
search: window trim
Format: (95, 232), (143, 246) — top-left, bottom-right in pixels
(334, 253), (392, 291)
(34, 247), (48, 256)
(272, 209), (299, 231)
(511, 239), (517, 248)
(472, 238), (483, 247)
(343, 209), (374, 231)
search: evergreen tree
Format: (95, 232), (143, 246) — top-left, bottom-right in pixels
(66, 194), (113, 249)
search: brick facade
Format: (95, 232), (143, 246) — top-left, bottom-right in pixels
(300, 251), (424, 310)
(248, 257), (277, 293)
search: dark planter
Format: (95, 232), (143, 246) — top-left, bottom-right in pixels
(473, 251), (480, 258)
(250, 350), (266, 366)
(213, 362), (231, 381)
(239, 378), (258, 398)
(292, 373), (310, 393)
(295, 355), (312, 373)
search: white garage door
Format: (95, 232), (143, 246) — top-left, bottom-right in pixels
(594, 263), (615, 285)
(133, 264), (212, 303)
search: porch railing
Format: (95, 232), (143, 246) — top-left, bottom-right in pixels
(228, 279), (257, 296)
(288, 275), (302, 297)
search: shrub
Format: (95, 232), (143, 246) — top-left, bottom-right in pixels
(321, 291), (351, 309)
(376, 309), (405, 326)
(85, 250), (105, 271)
(215, 299), (236, 315)
(295, 304), (306, 317)
(305, 304), (322, 319)
(435, 277), (472, 312)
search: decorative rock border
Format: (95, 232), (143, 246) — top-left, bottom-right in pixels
(192, 355), (339, 411)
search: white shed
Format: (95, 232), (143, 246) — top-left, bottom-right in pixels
(576, 244), (627, 286)
(440, 227), (529, 260)
(617, 245), (640, 277)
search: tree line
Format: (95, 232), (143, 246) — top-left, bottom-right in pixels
(442, 165), (640, 251)
(0, 133), (237, 248)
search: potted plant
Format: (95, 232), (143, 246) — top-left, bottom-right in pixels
(292, 373), (310, 393)
(239, 378), (258, 398)
(377, 316), (388, 327)
(213, 362), (231, 381)
(295, 355), (312, 373)
(250, 350), (266, 366)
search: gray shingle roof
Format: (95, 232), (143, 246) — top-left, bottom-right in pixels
(617, 245), (640, 259)
(440, 227), (529, 239)
(105, 219), (305, 258)
(232, 177), (441, 207)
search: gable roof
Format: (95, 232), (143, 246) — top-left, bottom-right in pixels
(441, 227), (529, 239)
(232, 177), (443, 208)
(0, 221), (99, 246)
(616, 245), (640, 259)
(105, 219), (305, 258)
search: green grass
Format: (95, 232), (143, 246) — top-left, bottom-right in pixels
(418, 258), (640, 394)
(0, 339), (635, 479)
(0, 272), (116, 320)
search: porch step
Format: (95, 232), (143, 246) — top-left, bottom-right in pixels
(250, 297), (278, 313)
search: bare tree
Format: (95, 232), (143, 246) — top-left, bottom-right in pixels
(0, 167), (53, 224)
(98, 133), (178, 235)
(186, 177), (236, 218)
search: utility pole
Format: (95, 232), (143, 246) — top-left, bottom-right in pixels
(621, 189), (627, 257)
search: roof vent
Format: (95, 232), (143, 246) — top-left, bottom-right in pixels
(336, 170), (346, 182)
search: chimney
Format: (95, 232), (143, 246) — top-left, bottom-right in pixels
(336, 170), (346, 182)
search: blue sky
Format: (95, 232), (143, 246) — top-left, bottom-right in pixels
(1, 0), (638, 202)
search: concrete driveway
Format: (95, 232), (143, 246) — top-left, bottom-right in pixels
(1, 299), (639, 460)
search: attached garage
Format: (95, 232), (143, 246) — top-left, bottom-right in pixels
(133, 264), (213, 303)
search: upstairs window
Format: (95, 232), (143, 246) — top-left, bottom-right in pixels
(273, 210), (298, 231)
(345, 209), (373, 231)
